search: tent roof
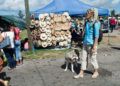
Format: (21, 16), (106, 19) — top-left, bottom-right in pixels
(33, 0), (109, 17)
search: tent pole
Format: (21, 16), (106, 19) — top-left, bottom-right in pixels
(107, 16), (110, 45)
(24, 0), (34, 53)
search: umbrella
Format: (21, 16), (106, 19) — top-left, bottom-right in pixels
(0, 15), (26, 29)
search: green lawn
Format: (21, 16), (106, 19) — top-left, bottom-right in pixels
(20, 29), (28, 40)
(22, 49), (71, 59)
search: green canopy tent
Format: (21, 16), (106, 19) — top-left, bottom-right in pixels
(0, 15), (26, 30)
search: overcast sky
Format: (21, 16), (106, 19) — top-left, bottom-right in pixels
(0, 0), (120, 13)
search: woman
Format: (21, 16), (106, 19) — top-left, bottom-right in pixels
(1, 27), (16, 69)
(74, 8), (100, 79)
(13, 25), (22, 66)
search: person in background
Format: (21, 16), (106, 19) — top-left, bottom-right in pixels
(99, 16), (104, 29)
(0, 50), (8, 86)
(2, 26), (16, 70)
(24, 38), (29, 51)
(71, 18), (78, 30)
(13, 25), (22, 66)
(109, 16), (117, 33)
(74, 8), (100, 79)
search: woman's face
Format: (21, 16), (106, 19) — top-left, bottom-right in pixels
(86, 10), (94, 20)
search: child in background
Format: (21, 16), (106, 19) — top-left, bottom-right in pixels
(24, 38), (29, 51)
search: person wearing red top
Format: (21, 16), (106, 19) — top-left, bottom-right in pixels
(110, 17), (117, 32)
(14, 25), (22, 66)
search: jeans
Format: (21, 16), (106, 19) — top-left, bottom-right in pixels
(14, 40), (22, 61)
(3, 48), (16, 68)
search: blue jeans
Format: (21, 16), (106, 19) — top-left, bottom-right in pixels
(15, 40), (22, 61)
(3, 48), (16, 68)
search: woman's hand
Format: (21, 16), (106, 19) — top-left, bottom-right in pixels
(92, 46), (96, 53)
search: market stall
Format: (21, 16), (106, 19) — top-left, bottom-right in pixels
(30, 12), (72, 48)
(33, 0), (109, 17)
(31, 0), (109, 48)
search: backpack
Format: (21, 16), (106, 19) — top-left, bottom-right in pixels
(93, 22), (103, 44)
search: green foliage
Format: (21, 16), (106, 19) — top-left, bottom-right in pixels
(111, 9), (116, 16)
(18, 10), (24, 19)
(20, 29), (28, 40)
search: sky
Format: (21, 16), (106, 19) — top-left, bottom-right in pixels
(0, 0), (120, 15)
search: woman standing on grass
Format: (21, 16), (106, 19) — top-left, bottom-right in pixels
(13, 25), (22, 66)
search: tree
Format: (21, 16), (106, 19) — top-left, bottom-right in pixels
(18, 10), (24, 19)
(111, 9), (116, 16)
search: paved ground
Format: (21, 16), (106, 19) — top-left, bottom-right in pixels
(2, 44), (120, 86)
(103, 29), (120, 37)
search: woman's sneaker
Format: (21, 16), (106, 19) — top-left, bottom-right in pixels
(74, 74), (84, 79)
(92, 72), (99, 78)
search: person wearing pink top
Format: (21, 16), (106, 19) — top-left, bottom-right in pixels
(13, 25), (22, 66)
(24, 38), (29, 51)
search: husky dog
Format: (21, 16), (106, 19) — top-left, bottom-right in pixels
(64, 49), (80, 73)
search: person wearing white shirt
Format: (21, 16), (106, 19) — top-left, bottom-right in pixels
(2, 31), (16, 69)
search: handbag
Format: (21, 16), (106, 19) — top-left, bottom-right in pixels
(0, 36), (11, 49)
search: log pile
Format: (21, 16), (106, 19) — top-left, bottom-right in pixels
(30, 12), (71, 48)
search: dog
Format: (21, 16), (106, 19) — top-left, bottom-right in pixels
(64, 48), (80, 73)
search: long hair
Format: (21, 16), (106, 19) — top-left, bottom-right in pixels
(86, 8), (98, 22)
(93, 8), (98, 22)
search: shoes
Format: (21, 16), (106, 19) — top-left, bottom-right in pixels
(16, 61), (19, 66)
(92, 72), (99, 78)
(4, 80), (8, 86)
(74, 74), (84, 79)
(16, 60), (23, 66)
(20, 60), (23, 65)
(8, 67), (15, 72)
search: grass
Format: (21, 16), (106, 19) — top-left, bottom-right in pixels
(20, 29), (28, 40)
(22, 49), (71, 59)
